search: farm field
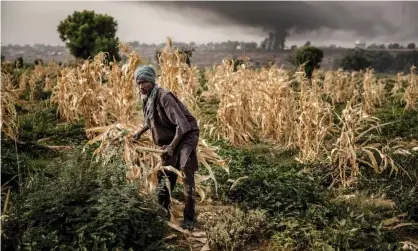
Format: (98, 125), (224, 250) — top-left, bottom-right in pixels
(1, 40), (418, 251)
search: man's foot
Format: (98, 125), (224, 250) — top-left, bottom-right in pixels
(180, 220), (199, 230)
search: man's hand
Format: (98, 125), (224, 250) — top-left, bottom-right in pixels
(162, 145), (175, 157)
(132, 131), (143, 141)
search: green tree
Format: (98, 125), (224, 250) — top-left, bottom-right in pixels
(388, 43), (400, 49)
(57, 10), (120, 61)
(407, 43), (416, 49)
(293, 46), (324, 78)
(393, 50), (418, 73)
(340, 49), (371, 71)
(367, 51), (394, 72)
(34, 58), (44, 66)
(15, 57), (24, 68)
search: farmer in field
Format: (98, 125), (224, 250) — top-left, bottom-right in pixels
(132, 65), (200, 230)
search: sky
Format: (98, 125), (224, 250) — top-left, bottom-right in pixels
(1, 1), (262, 46)
(1, 1), (418, 47)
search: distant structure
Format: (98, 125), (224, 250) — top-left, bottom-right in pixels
(355, 40), (367, 49)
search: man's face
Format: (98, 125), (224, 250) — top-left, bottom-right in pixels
(137, 81), (154, 96)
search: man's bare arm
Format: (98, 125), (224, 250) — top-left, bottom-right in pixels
(133, 124), (149, 140)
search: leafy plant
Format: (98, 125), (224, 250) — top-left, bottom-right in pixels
(1, 154), (168, 251)
(198, 207), (267, 251)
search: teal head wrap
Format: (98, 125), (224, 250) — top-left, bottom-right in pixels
(134, 65), (156, 84)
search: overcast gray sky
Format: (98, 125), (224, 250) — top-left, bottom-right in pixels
(1, 1), (417, 47)
(1, 1), (262, 46)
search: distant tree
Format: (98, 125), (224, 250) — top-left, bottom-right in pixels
(304, 41), (311, 47)
(243, 42), (257, 50)
(393, 50), (418, 72)
(290, 45), (298, 50)
(388, 43), (400, 49)
(15, 57), (24, 68)
(367, 43), (379, 49)
(34, 58), (44, 66)
(367, 51), (394, 72)
(57, 10), (120, 61)
(293, 46), (324, 78)
(1, 54), (5, 63)
(128, 41), (140, 47)
(340, 49), (371, 71)
(379, 44), (386, 49)
(407, 43), (416, 49)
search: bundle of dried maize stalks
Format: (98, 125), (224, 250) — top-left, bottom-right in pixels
(1, 73), (19, 140)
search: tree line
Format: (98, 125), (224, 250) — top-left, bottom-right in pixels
(339, 49), (418, 73)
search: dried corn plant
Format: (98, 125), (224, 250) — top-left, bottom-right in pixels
(156, 37), (201, 116)
(203, 60), (235, 102)
(330, 96), (399, 187)
(295, 67), (334, 163)
(213, 64), (257, 146)
(323, 69), (357, 104)
(51, 54), (108, 136)
(252, 66), (298, 149)
(403, 65), (418, 110)
(390, 72), (406, 98)
(18, 71), (28, 94)
(1, 73), (19, 140)
(51, 51), (132, 137)
(362, 68), (386, 113)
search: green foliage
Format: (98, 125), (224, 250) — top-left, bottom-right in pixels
(376, 105), (418, 140)
(341, 49), (418, 73)
(199, 207), (267, 251)
(340, 49), (372, 71)
(357, 152), (418, 222)
(211, 141), (414, 250)
(211, 141), (325, 217)
(293, 46), (324, 78)
(17, 105), (85, 144)
(407, 43), (416, 49)
(370, 51), (395, 73)
(34, 58), (43, 66)
(1, 154), (168, 251)
(393, 50), (418, 73)
(15, 57), (24, 68)
(270, 202), (398, 251)
(57, 10), (120, 61)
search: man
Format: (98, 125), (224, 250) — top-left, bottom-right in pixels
(132, 65), (200, 230)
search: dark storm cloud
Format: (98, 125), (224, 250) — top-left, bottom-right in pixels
(142, 1), (418, 41)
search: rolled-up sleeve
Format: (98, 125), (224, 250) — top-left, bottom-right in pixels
(161, 93), (191, 137)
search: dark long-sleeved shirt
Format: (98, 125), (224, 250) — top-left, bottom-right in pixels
(142, 87), (199, 147)
(142, 87), (199, 170)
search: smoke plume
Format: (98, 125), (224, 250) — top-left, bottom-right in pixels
(142, 1), (418, 48)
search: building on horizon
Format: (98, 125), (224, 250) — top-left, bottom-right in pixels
(355, 40), (367, 49)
